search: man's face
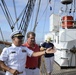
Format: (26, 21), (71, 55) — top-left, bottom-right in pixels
(27, 34), (35, 45)
(13, 36), (24, 46)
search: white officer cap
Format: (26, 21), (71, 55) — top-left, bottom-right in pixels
(10, 30), (24, 38)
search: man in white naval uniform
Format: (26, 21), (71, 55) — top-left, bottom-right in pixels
(0, 30), (56, 75)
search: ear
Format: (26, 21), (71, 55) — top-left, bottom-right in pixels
(12, 37), (15, 40)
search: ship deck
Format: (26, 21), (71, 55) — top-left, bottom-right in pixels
(40, 56), (76, 75)
(52, 62), (76, 75)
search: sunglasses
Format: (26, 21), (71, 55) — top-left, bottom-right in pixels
(16, 36), (24, 39)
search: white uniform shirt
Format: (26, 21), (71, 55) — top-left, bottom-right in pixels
(0, 44), (33, 75)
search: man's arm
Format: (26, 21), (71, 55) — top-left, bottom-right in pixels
(0, 61), (19, 75)
(0, 61), (11, 71)
(32, 47), (56, 57)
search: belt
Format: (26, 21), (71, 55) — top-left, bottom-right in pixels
(26, 67), (36, 69)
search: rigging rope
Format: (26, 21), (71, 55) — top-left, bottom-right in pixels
(33, 0), (41, 32)
(29, 8), (34, 31)
(52, 0), (56, 13)
(42, 4), (48, 36)
(13, 0), (18, 29)
(0, 0), (14, 31)
(13, 6), (26, 27)
(37, 1), (49, 24)
(0, 27), (6, 46)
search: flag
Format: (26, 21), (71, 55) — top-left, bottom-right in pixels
(50, 6), (52, 10)
(49, 0), (51, 3)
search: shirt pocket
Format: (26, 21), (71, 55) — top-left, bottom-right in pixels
(19, 51), (27, 60)
(9, 52), (18, 60)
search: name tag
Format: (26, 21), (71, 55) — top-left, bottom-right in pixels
(22, 50), (26, 52)
(11, 51), (16, 53)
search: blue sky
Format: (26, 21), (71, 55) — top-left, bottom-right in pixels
(0, 0), (61, 44)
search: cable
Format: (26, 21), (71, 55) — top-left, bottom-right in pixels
(52, 0), (56, 13)
(33, 0), (41, 32)
(13, 6), (26, 27)
(37, 1), (49, 24)
(42, 1), (48, 36)
(29, 9), (34, 31)
(13, 0), (18, 29)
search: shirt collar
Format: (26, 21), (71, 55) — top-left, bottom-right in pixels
(25, 42), (36, 48)
(12, 43), (16, 47)
(12, 43), (21, 48)
(25, 42), (30, 47)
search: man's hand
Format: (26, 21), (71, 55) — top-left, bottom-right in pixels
(9, 68), (20, 75)
(46, 47), (56, 54)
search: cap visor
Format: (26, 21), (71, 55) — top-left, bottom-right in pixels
(14, 34), (24, 37)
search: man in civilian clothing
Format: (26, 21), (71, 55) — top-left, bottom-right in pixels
(23, 32), (40, 75)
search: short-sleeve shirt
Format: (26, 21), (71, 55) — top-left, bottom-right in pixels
(0, 43), (33, 73)
(23, 42), (40, 68)
(41, 42), (54, 57)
